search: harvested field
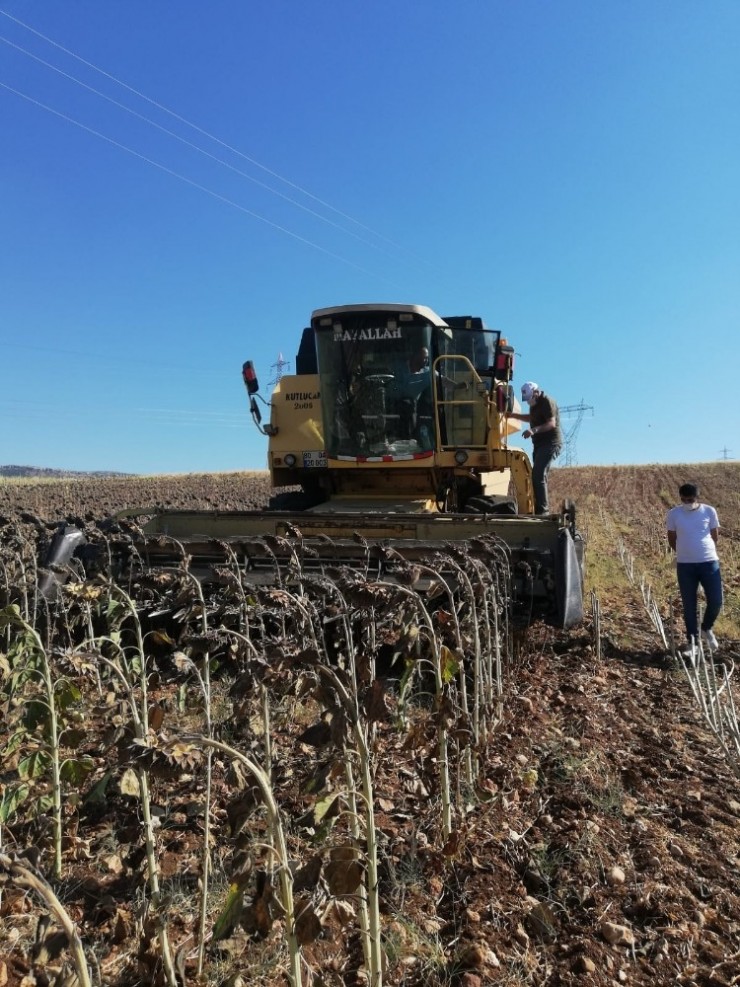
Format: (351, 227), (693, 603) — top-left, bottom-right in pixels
(0, 462), (739, 987)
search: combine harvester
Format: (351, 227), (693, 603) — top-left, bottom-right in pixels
(85, 303), (582, 629)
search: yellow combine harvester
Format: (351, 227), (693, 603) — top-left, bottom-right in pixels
(43, 303), (583, 627)
(248, 304), (532, 515)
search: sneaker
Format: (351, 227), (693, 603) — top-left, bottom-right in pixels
(677, 640), (697, 658)
(701, 629), (719, 653)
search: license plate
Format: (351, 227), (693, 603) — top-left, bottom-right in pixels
(303, 451), (327, 469)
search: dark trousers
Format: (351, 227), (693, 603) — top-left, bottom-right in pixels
(676, 561), (723, 640)
(532, 441), (561, 514)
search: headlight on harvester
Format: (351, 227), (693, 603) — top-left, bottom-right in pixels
(284, 454), (297, 467)
(454, 449), (469, 465)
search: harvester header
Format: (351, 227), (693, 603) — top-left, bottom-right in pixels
(42, 303), (583, 629)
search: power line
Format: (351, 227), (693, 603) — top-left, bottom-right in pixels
(0, 81), (392, 282)
(3, 339), (232, 379)
(0, 32), (404, 258)
(0, 8), (408, 253)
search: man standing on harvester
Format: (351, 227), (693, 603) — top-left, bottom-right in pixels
(510, 382), (563, 514)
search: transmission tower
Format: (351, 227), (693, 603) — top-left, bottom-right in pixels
(718, 446), (733, 460)
(268, 352), (290, 387)
(559, 400), (594, 467)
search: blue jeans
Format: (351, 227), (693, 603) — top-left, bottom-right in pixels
(532, 441), (562, 514)
(676, 561), (723, 640)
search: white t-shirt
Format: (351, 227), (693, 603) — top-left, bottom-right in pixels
(666, 503), (720, 563)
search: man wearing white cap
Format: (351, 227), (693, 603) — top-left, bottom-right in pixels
(510, 382), (563, 514)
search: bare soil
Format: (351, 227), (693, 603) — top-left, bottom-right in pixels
(0, 464), (739, 987)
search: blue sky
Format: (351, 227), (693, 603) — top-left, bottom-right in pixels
(1, 1), (738, 474)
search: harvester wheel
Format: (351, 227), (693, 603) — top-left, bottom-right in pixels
(464, 495), (518, 516)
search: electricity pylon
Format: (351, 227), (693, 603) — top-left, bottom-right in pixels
(268, 352), (290, 387)
(560, 400), (594, 467)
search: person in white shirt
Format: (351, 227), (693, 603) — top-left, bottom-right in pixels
(666, 482), (722, 653)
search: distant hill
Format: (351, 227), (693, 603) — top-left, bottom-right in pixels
(0, 465), (132, 479)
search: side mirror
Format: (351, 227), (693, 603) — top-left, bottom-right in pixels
(494, 345), (515, 381)
(242, 360), (260, 395)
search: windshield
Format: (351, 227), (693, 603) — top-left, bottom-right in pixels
(314, 312), (436, 459)
(443, 321), (500, 380)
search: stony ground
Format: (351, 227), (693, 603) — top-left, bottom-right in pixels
(436, 620), (740, 987)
